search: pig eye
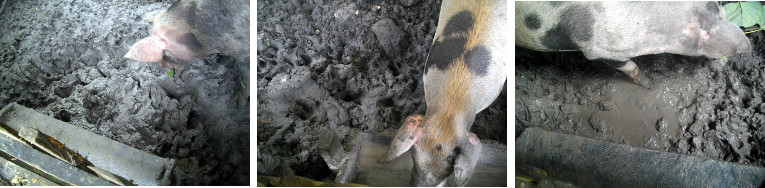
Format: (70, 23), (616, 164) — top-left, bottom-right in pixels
(446, 147), (461, 165)
(175, 33), (205, 52)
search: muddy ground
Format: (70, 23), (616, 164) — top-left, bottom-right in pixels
(0, 0), (249, 185)
(256, 0), (507, 185)
(516, 30), (765, 167)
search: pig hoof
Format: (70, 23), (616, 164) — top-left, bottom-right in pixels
(627, 66), (640, 83)
(613, 60), (641, 83)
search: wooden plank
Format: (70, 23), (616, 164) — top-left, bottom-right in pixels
(0, 129), (113, 185)
(0, 103), (174, 185)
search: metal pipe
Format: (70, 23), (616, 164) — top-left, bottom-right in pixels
(516, 127), (765, 187)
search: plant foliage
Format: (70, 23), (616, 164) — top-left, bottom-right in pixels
(724, 1), (765, 30)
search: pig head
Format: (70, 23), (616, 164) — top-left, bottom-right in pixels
(516, 1), (751, 82)
(378, 0), (506, 186)
(378, 115), (482, 187)
(124, 0), (249, 68)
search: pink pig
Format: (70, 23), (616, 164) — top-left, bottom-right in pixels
(124, 0), (249, 68)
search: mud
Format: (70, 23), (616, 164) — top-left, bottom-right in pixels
(516, 31), (765, 167)
(0, 0), (249, 185)
(256, 0), (507, 184)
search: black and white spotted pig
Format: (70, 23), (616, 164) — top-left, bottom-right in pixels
(516, 1), (751, 82)
(378, 0), (506, 186)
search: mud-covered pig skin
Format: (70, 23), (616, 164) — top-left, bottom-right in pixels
(124, 0), (249, 68)
(515, 1), (751, 82)
(378, 0), (506, 186)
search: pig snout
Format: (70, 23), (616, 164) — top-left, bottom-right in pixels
(701, 22), (752, 58)
(379, 0), (506, 186)
(452, 133), (481, 186)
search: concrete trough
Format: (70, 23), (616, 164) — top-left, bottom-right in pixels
(353, 132), (507, 186)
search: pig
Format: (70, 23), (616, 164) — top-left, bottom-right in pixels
(377, 0), (507, 186)
(124, 0), (249, 68)
(516, 1), (751, 82)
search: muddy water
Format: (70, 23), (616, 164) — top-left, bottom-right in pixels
(563, 69), (702, 146)
(516, 31), (765, 167)
(355, 134), (412, 187)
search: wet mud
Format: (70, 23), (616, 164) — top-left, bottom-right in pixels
(0, 0), (249, 185)
(256, 0), (507, 184)
(516, 31), (765, 167)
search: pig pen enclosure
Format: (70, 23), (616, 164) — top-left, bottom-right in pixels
(0, 0), (249, 185)
(256, 0), (507, 186)
(516, 25), (765, 173)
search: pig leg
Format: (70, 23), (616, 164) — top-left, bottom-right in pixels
(600, 59), (641, 83)
(453, 133), (481, 187)
(377, 114), (425, 164)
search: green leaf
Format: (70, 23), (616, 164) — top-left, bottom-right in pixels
(168, 68), (174, 77)
(724, 1), (764, 28)
(762, 4), (765, 26)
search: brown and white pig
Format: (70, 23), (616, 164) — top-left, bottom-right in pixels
(377, 0), (507, 186)
(124, 0), (249, 68)
(516, 1), (751, 82)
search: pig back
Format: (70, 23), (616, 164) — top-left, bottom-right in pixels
(423, 0), (506, 115)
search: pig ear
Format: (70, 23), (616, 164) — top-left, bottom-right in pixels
(124, 35), (165, 63)
(453, 133), (481, 186)
(377, 114), (424, 164)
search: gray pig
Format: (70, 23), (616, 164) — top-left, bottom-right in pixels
(516, 1), (751, 82)
(124, 0), (249, 68)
